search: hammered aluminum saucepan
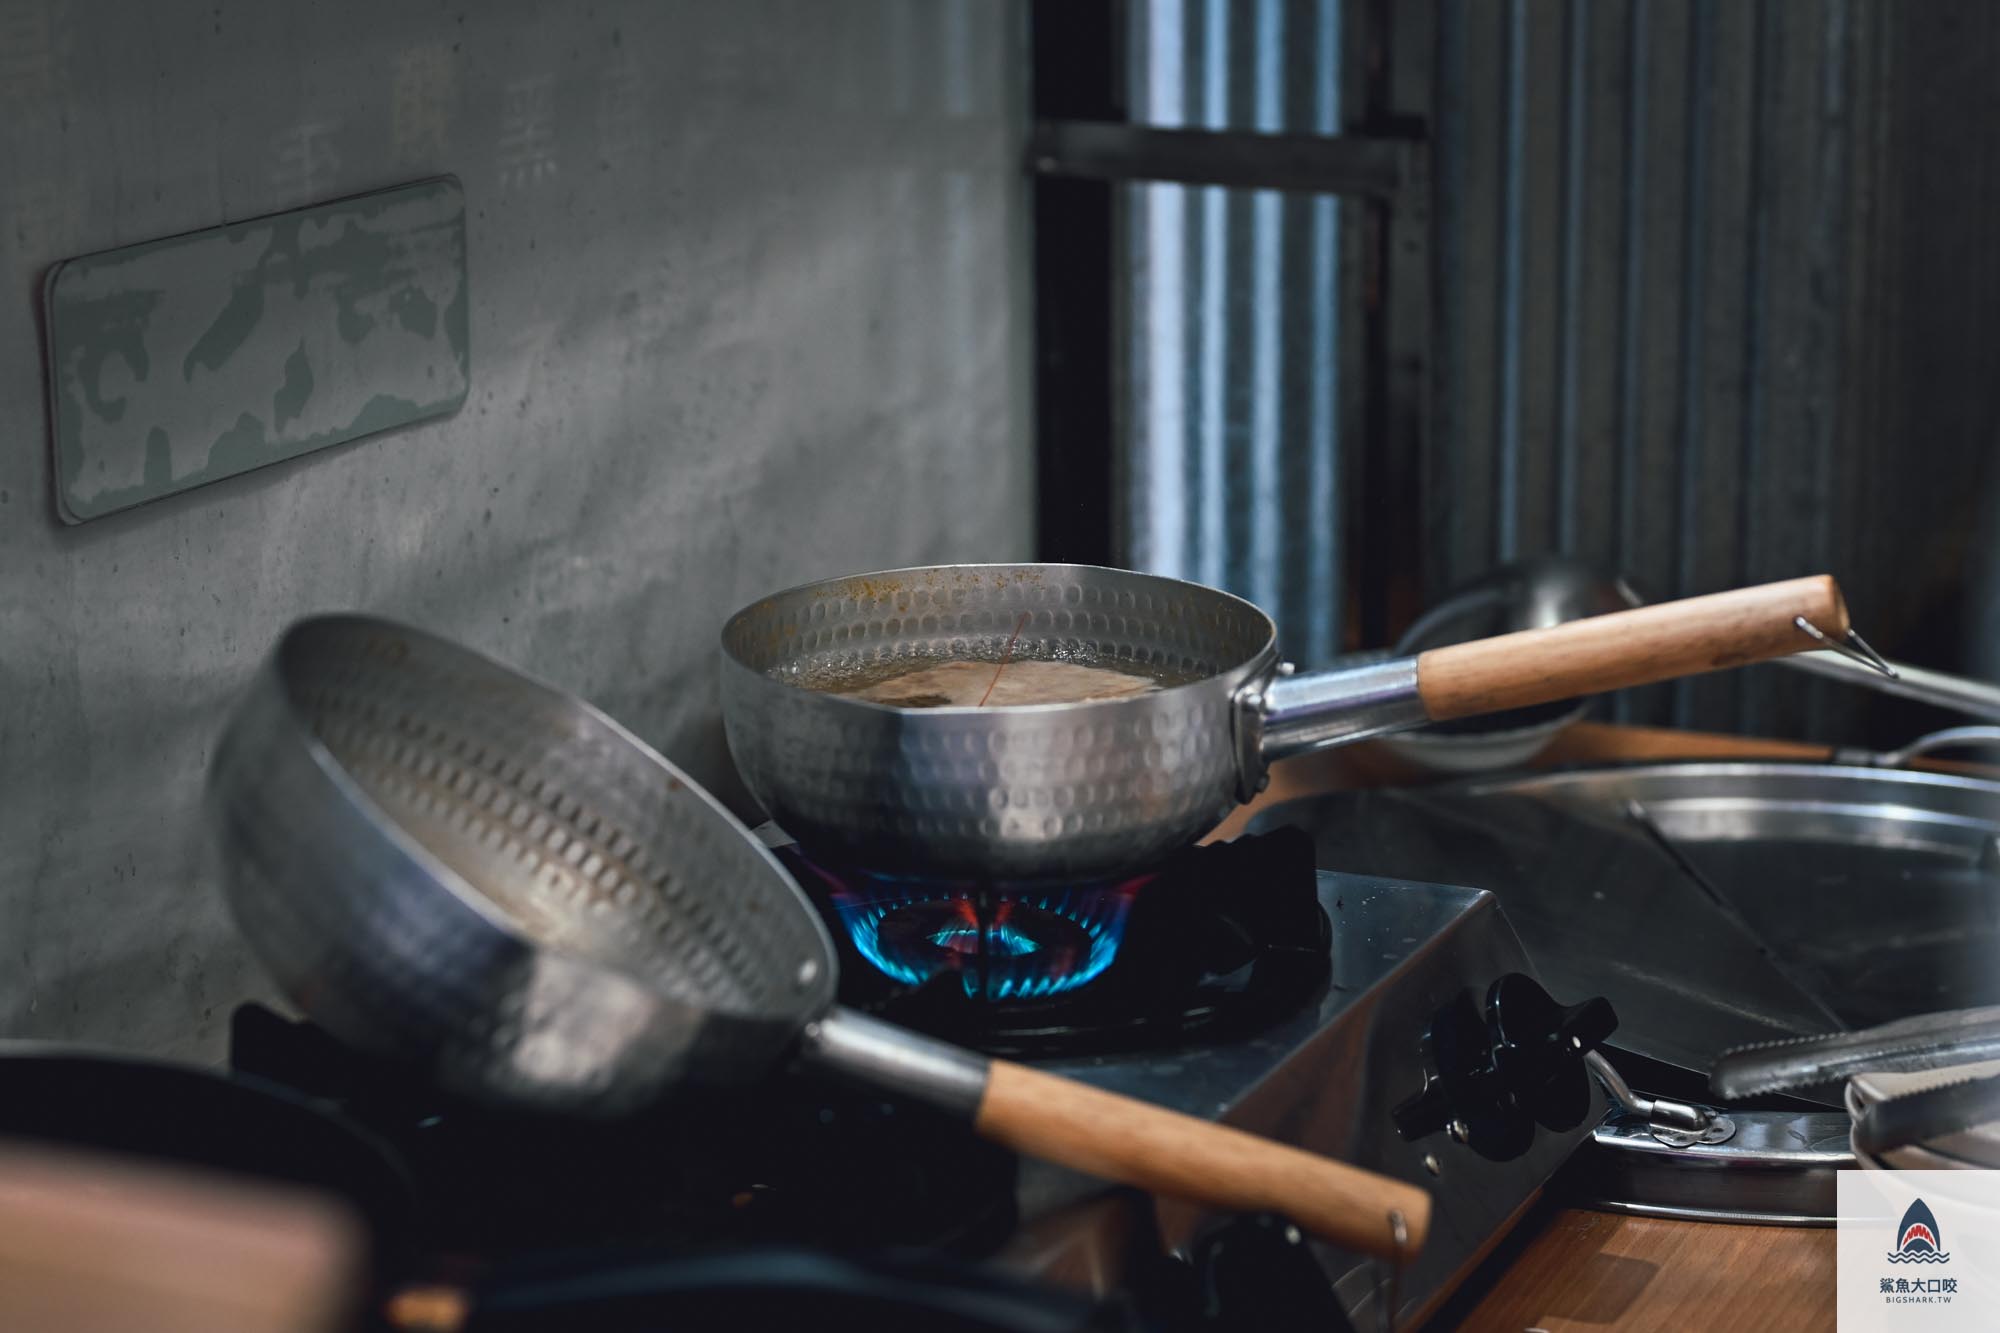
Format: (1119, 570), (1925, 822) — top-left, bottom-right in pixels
(208, 615), (1432, 1261)
(720, 563), (1859, 881)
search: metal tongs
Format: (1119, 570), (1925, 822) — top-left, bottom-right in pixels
(1712, 1007), (2000, 1159)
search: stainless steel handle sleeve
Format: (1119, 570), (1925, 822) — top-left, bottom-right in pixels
(795, 1005), (991, 1119)
(1250, 658), (1428, 766)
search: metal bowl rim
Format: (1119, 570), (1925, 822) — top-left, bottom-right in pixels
(263, 613), (841, 1013)
(1456, 758), (2000, 799)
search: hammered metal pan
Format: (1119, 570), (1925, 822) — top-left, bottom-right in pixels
(720, 563), (1856, 880)
(208, 616), (1431, 1261)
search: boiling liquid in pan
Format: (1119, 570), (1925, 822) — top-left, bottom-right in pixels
(780, 653), (1204, 707)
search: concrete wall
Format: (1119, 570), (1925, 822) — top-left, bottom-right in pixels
(0, 0), (1031, 1059)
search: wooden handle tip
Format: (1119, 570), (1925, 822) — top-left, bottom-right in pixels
(974, 1060), (1430, 1262)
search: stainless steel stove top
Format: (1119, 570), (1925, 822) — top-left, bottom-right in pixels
(1008, 869), (1604, 1329)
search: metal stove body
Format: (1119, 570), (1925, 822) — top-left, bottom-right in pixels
(1000, 869), (1603, 1328)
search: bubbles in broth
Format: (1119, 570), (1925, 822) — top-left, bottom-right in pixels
(778, 653), (1204, 707)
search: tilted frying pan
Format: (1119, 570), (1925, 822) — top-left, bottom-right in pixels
(208, 617), (1431, 1261)
(720, 563), (1854, 881)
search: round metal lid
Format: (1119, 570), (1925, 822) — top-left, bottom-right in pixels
(1250, 759), (2000, 1082)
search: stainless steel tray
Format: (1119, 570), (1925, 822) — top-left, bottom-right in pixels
(1249, 760), (2000, 1082)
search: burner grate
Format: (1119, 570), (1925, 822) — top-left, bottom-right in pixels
(778, 828), (1332, 1058)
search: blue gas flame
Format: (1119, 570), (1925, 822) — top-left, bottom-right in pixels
(930, 923), (1042, 957)
(823, 878), (1143, 1000)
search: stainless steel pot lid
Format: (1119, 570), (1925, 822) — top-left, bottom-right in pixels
(1248, 758), (2000, 1086)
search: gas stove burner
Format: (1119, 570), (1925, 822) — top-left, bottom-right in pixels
(773, 828), (1333, 1058)
(797, 862), (1148, 1000)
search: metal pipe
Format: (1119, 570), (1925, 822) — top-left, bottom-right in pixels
(1781, 651), (2000, 723)
(1585, 1050), (1715, 1138)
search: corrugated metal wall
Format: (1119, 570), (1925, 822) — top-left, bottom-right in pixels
(1431, 0), (1907, 737)
(1125, 0), (2000, 744)
(1901, 5), (2000, 697)
(1122, 0), (1354, 669)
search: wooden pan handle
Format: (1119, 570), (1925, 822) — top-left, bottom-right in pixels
(0, 1142), (362, 1333)
(974, 1059), (1430, 1261)
(1417, 574), (1848, 723)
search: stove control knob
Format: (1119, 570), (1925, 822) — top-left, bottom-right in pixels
(1484, 973), (1617, 1134)
(1392, 975), (1617, 1162)
(1391, 991), (1533, 1158)
(1193, 1213), (1358, 1333)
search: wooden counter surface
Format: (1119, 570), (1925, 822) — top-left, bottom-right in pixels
(1208, 721), (1852, 1330)
(1451, 1208), (1834, 1332)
